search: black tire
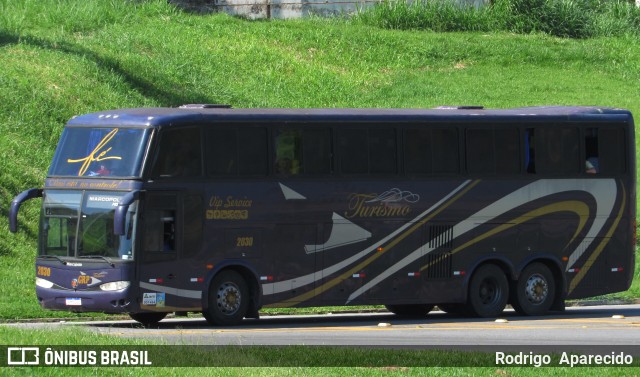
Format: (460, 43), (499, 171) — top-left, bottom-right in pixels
(467, 264), (509, 318)
(384, 304), (434, 317)
(205, 270), (249, 326)
(129, 312), (167, 326)
(510, 262), (555, 316)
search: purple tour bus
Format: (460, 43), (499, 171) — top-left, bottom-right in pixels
(9, 105), (636, 325)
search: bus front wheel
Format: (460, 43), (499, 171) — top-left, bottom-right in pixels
(510, 263), (555, 316)
(467, 264), (509, 318)
(205, 270), (249, 326)
(129, 312), (167, 326)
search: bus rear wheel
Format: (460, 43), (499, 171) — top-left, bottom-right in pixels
(384, 304), (434, 317)
(129, 312), (167, 326)
(205, 270), (249, 326)
(467, 264), (509, 318)
(511, 263), (555, 316)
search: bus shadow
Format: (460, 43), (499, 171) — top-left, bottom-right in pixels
(87, 304), (640, 330)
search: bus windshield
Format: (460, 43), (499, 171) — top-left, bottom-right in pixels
(41, 191), (136, 260)
(48, 127), (150, 178)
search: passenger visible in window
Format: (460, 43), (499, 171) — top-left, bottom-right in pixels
(275, 158), (293, 175)
(586, 157), (599, 174)
(274, 129), (301, 176)
(96, 164), (110, 176)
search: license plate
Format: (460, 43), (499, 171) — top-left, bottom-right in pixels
(65, 298), (82, 306)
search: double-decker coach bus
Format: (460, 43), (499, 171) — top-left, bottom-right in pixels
(9, 105), (636, 326)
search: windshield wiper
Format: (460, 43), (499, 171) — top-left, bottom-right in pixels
(38, 255), (67, 265)
(78, 255), (115, 268)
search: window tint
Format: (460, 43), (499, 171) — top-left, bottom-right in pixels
(143, 194), (177, 262)
(239, 128), (268, 175)
(151, 127), (202, 178)
(405, 128), (459, 175)
(495, 129), (520, 173)
(535, 127), (579, 174)
(339, 128), (368, 174)
(466, 129), (495, 174)
(466, 128), (519, 174)
(598, 127), (626, 174)
(206, 127), (268, 176)
(369, 128), (396, 174)
(208, 129), (236, 175)
(274, 128), (331, 176)
(338, 128), (397, 174)
(303, 128), (331, 174)
(49, 128), (150, 178)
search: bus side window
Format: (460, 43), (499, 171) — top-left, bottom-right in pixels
(369, 128), (396, 174)
(151, 127), (202, 178)
(598, 127), (626, 174)
(405, 128), (459, 176)
(338, 127), (397, 175)
(274, 128), (302, 175)
(584, 128), (599, 174)
(302, 128), (331, 174)
(525, 128), (535, 173)
(206, 127), (268, 177)
(161, 211), (176, 252)
(338, 128), (368, 174)
(466, 128), (495, 174)
(535, 127), (579, 175)
(273, 127), (331, 176)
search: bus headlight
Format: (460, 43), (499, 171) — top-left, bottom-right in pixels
(99, 281), (130, 291)
(36, 277), (54, 289)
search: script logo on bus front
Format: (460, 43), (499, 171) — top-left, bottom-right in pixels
(344, 188), (420, 219)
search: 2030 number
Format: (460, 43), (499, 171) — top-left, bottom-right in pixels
(236, 237), (254, 247)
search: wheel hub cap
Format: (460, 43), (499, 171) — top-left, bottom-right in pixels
(217, 282), (241, 314)
(525, 274), (548, 304)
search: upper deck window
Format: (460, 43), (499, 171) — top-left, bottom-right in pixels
(151, 127), (203, 178)
(49, 127), (150, 178)
(274, 128), (331, 176)
(405, 128), (459, 175)
(338, 127), (397, 175)
(466, 128), (520, 174)
(533, 127), (580, 174)
(206, 127), (268, 177)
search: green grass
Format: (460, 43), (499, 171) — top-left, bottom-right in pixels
(1, 0), (640, 320)
(353, 0), (640, 38)
(1, 326), (639, 375)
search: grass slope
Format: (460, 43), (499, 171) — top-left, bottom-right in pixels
(1, 326), (639, 375)
(0, 0), (639, 319)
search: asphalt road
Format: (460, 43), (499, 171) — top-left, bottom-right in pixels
(10, 304), (640, 351)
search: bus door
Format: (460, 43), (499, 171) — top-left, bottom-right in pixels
(137, 192), (202, 312)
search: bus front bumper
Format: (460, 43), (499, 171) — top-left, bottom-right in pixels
(36, 286), (134, 314)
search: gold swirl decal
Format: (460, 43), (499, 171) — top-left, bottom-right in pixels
(568, 182), (626, 294)
(265, 180), (480, 307)
(419, 200), (591, 274)
(67, 129), (122, 176)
